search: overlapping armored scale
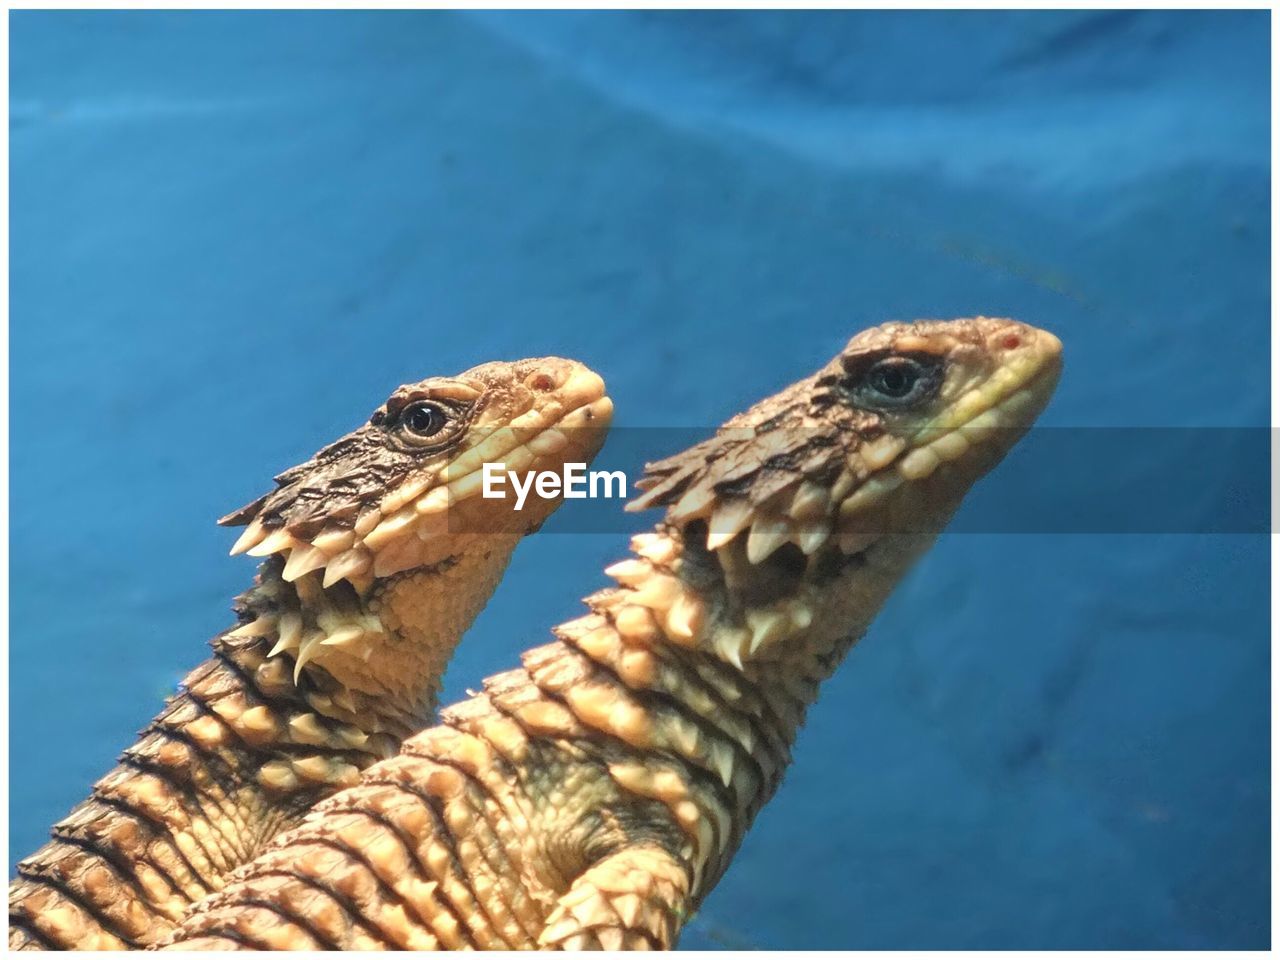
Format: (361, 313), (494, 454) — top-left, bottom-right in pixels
(538, 559), (810, 893)
(546, 620), (766, 815)
(11, 624), (424, 957)
(15, 636), (414, 957)
(556, 610), (786, 800)
(155, 634), (712, 951)
(174, 770), (501, 950)
(6, 649), (355, 950)
(537, 845), (690, 949)
(9, 641), (323, 950)
(161, 725), (555, 949)
(442, 670), (708, 949)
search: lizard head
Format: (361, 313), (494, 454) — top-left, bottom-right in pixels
(624, 317), (1060, 668)
(221, 357), (613, 593)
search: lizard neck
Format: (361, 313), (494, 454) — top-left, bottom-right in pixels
(597, 523), (938, 731)
(736, 530), (941, 738)
(563, 524), (940, 900)
(217, 538), (521, 737)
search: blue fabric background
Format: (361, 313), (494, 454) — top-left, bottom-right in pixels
(10, 11), (1269, 949)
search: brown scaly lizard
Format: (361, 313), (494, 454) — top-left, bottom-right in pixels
(8, 357), (613, 950)
(159, 317), (1061, 950)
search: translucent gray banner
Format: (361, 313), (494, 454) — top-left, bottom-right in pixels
(470, 427), (1270, 535)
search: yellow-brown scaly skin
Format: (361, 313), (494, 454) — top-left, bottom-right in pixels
(9, 358), (612, 950)
(160, 318), (1061, 951)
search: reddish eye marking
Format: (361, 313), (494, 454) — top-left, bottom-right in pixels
(1002, 334), (1022, 350)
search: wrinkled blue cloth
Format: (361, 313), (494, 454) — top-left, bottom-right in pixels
(10, 11), (1268, 949)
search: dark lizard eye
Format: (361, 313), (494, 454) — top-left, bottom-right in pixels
(850, 355), (942, 409)
(400, 401), (449, 439)
(868, 359), (920, 398)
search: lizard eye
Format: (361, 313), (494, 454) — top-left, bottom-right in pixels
(849, 355), (942, 409)
(399, 401), (450, 441)
(867, 358), (921, 398)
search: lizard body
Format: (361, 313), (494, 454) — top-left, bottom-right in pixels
(161, 317), (1061, 950)
(9, 357), (612, 949)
